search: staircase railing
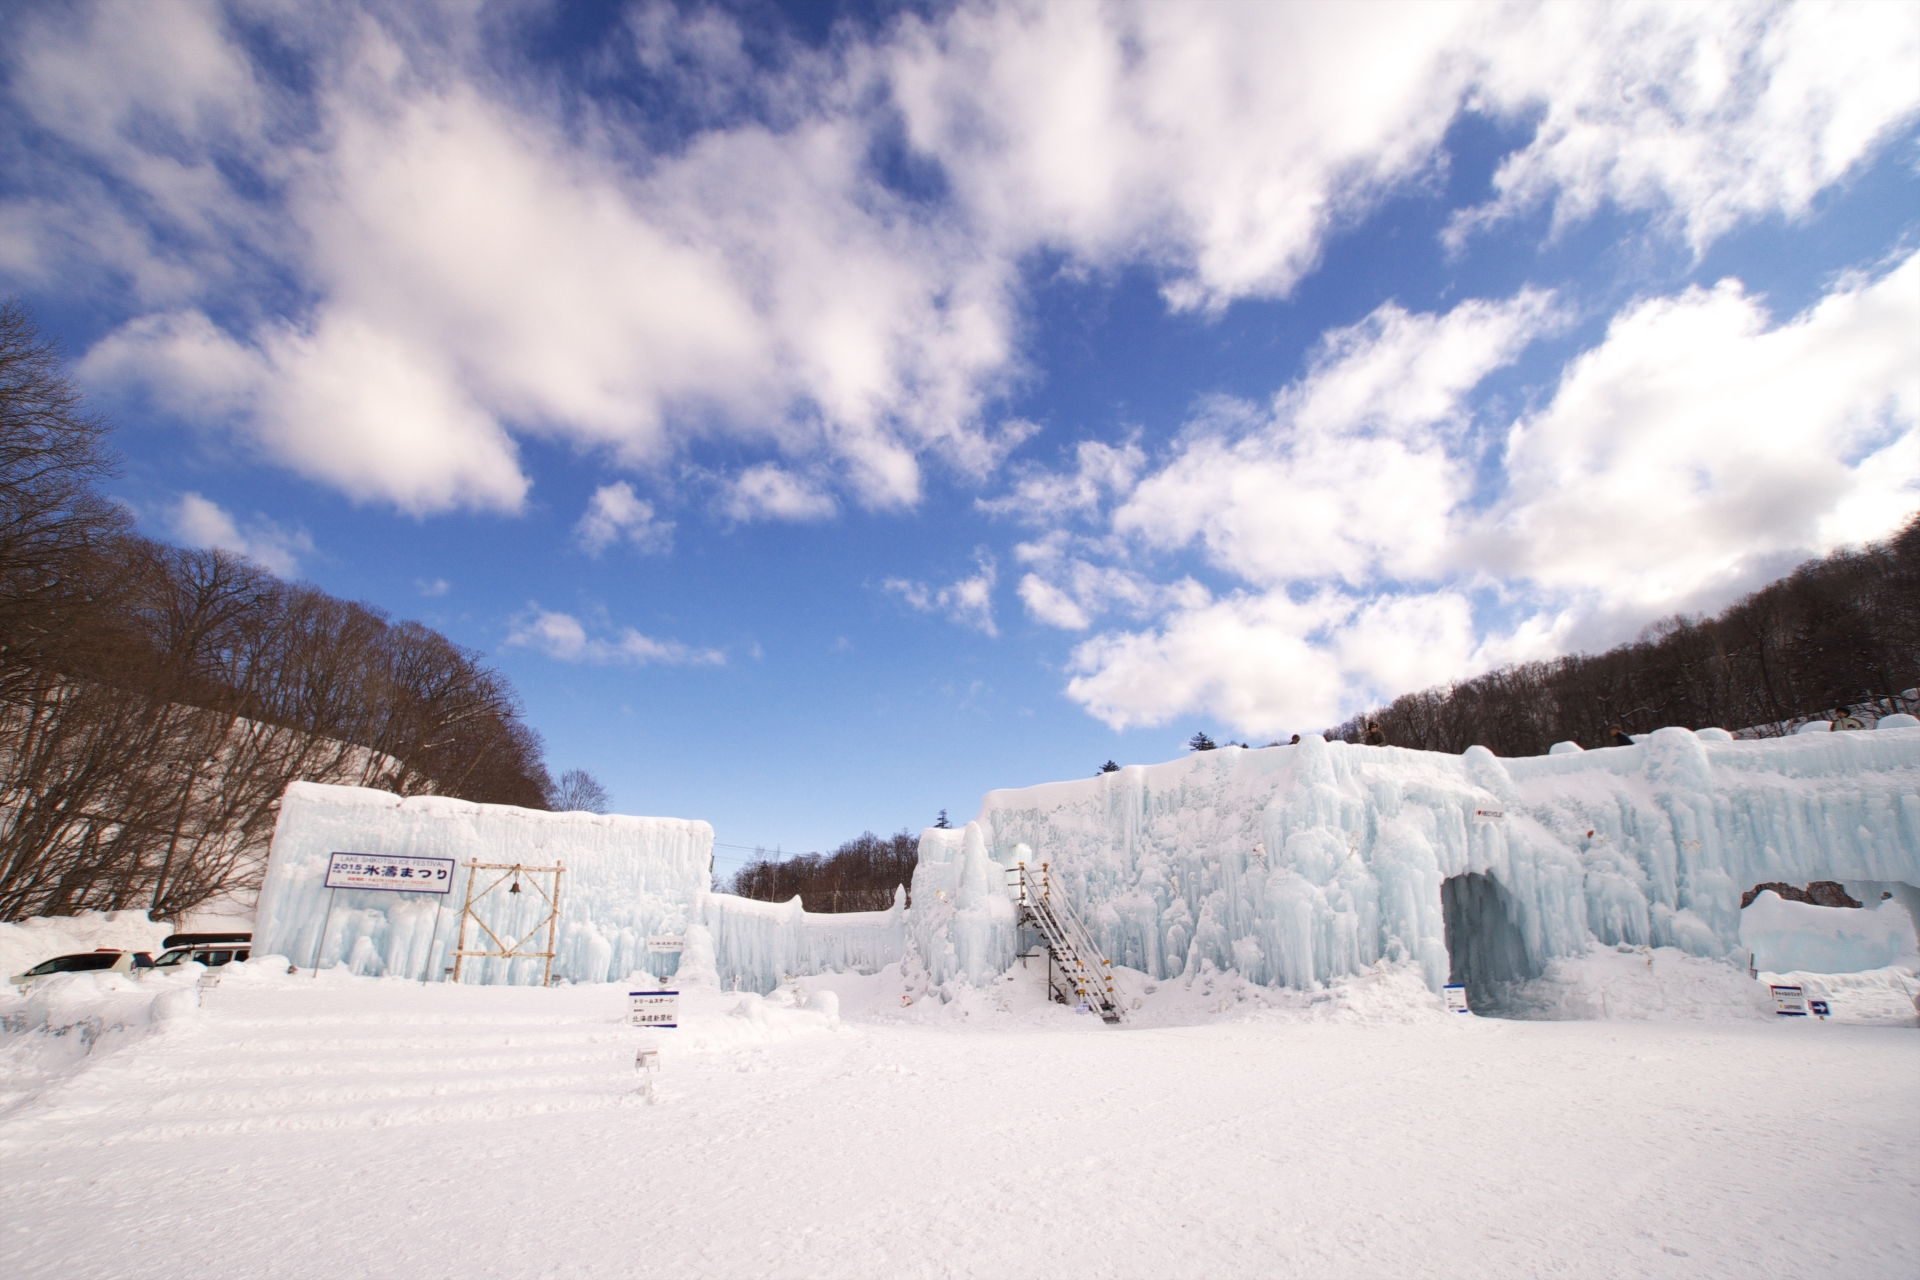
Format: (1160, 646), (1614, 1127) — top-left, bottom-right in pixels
(1010, 862), (1123, 1024)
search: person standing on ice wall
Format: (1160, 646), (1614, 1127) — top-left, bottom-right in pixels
(1831, 706), (1865, 731)
(1608, 724), (1635, 748)
(1363, 721), (1386, 746)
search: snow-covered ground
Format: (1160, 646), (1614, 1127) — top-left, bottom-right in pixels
(3, 957), (1914, 1279)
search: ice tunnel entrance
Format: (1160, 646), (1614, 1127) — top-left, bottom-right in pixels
(1441, 873), (1540, 1014)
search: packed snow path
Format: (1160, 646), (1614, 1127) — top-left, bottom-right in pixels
(3, 966), (1915, 1279)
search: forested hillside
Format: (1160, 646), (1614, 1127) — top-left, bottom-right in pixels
(1330, 516), (1919, 756)
(731, 829), (920, 912)
(0, 301), (552, 920)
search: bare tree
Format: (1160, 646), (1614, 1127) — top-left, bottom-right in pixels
(551, 768), (611, 813)
(0, 299), (561, 920)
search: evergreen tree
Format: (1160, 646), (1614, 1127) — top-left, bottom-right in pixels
(1187, 731), (1217, 752)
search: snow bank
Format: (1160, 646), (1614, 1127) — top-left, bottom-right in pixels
(1497, 945), (1775, 1021)
(1741, 892), (1919, 974)
(0, 968), (203, 1109)
(957, 725), (1920, 994)
(1755, 964), (1920, 1024)
(0, 910), (170, 982)
(255, 783), (712, 985)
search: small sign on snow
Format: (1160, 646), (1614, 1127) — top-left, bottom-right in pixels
(1443, 984), (1471, 1013)
(646, 935), (685, 954)
(1472, 808), (1506, 821)
(323, 851), (456, 894)
(1808, 999), (1830, 1018)
(630, 990), (679, 1028)
(1771, 984), (1808, 1016)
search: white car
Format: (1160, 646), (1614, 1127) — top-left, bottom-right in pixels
(10, 948), (152, 985)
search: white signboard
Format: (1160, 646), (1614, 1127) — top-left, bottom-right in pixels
(1771, 984), (1808, 1017)
(323, 851), (456, 894)
(1443, 984), (1471, 1013)
(646, 935), (685, 954)
(1472, 808), (1506, 821)
(629, 990), (679, 1028)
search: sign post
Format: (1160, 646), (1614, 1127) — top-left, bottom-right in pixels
(1771, 984), (1808, 1016)
(313, 852), (457, 979)
(1443, 984), (1471, 1013)
(629, 990), (680, 1028)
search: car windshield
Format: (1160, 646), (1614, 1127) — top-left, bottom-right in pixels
(153, 949), (192, 966)
(28, 953), (120, 975)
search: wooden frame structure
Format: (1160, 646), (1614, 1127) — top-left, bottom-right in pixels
(450, 860), (566, 986)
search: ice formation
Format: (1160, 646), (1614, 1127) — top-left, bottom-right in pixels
(702, 889), (906, 993)
(255, 726), (1919, 1002)
(1740, 892), (1919, 974)
(914, 724), (1920, 1002)
(256, 783), (712, 984)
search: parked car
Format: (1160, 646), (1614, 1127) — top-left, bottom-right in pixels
(10, 948), (153, 985)
(151, 932), (253, 969)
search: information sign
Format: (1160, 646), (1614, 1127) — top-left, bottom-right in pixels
(1472, 808), (1505, 821)
(629, 990), (680, 1028)
(647, 935), (685, 954)
(1770, 984), (1808, 1016)
(1808, 999), (1830, 1018)
(1443, 984), (1471, 1013)
(323, 851), (456, 894)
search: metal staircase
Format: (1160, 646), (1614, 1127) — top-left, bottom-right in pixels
(1010, 862), (1124, 1024)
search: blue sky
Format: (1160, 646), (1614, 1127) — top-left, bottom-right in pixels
(4, 1), (1918, 877)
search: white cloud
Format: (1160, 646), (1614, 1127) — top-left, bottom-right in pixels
(505, 608), (724, 666)
(416, 578), (450, 597)
(722, 464), (837, 523)
(574, 482), (673, 554)
(886, 550), (999, 636)
(1013, 530), (1209, 631)
(1453, 3), (1920, 253)
(977, 438), (1145, 526)
(83, 309), (530, 515)
(890, 3), (1920, 310)
(166, 492), (313, 577)
(1036, 255), (1920, 734)
(1483, 250), (1920, 626)
(16, 2), (1916, 520)
(1112, 289), (1560, 587)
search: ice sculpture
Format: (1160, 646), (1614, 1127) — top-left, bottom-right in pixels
(256, 783), (712, 984)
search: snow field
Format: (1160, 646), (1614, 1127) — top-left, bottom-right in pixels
(2, 960), (1915, 1279)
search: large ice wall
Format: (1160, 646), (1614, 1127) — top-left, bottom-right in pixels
(702, 890), (907, 994)
(939, 726), (1920, 993)
(256, 783), (712, 984)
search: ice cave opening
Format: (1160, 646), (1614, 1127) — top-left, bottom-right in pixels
(1441, 872), (1539, 1014)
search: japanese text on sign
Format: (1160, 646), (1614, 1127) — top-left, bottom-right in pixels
(323, 851), (456, 894)
(647, 936), (685, 954)
(629, 990), (679, 1028)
